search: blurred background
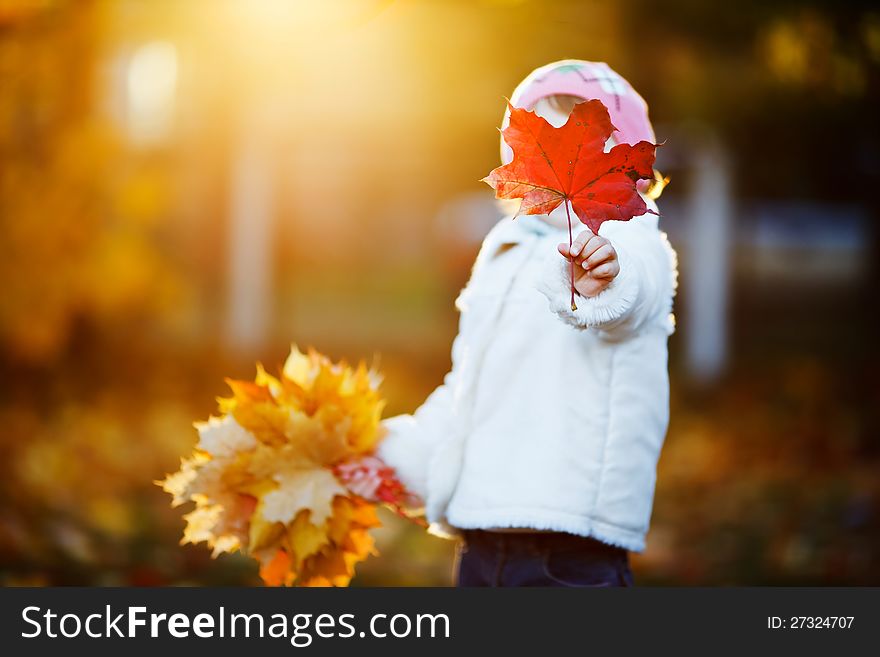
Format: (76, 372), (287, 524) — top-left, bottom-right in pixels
(1, 0), (878, 586)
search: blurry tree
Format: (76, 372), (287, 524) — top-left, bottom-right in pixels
(0, 0), (210, 585)
(0, 0), (180, 363)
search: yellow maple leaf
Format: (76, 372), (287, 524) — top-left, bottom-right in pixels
(248, 511), (286, 554)
(282, 344), (315, 387)
(195, 415), (257, 458)
(286, 510), (331, 570)
(160, 344), (392, 586)
(157, 452), (210, 507)
(261, 469), (344, 527)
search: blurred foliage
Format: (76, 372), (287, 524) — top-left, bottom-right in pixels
(0, 0), (877, 586)
(0, 0), (183, 363)
(625, 0), (880, 204)
(638, 356), (880, 585)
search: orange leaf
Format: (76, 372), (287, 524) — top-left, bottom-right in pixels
(260, 549), (294, 587)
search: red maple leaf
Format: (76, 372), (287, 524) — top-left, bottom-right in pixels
(482, 99), (658, 309)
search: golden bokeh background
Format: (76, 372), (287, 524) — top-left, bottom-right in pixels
(1, 0), (878, 585)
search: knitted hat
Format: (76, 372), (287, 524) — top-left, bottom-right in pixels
(500, 60), (655, 166)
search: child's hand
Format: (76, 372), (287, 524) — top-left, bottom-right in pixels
(334, 456), (387, 501)
(333, 455), (424, 511)
(557, 228), (620, 298)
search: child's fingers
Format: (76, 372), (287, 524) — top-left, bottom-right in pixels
(588, 261), (619, 280)
(558, 240), (589, 260)
(580, 243), (616, 270)
(579, 236), (613, 262)
(359, 455), (385, 470)
(568, 229), (596, 258)
(349, 477), (381, 500)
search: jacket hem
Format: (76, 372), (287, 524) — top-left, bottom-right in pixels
(441, 506), (646, 552)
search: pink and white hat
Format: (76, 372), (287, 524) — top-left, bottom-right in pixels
(500, 60), (655, 164)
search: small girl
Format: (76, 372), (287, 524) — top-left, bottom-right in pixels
(349, 60), (677, 586)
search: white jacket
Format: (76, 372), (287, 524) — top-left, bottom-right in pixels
(377, 204), (677, 552)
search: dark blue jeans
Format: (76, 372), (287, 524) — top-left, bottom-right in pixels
(455, 530), (634, 587)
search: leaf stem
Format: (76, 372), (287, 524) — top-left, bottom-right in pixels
(564, 199), (577, 311)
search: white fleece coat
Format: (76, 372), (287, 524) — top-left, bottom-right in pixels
(377, 203), (677, 552)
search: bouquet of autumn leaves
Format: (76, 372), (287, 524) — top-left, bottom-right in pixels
(158, 346), (421, 587)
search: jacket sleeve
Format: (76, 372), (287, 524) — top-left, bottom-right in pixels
(536, 202), (678, 340)
(375, 324), (464, 504)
